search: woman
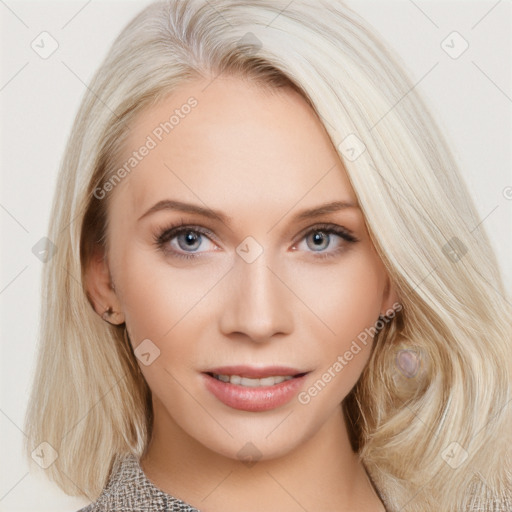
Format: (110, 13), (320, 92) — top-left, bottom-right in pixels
(23, 0), (512, 510)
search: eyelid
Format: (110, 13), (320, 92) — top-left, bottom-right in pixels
(292, 222), (358, 245)
(154, 222), (219, 248)
(154, 220), (358, 260)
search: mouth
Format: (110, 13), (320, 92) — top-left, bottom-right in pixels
(206, 372), (307, 387)
(202, 366), (310, 412)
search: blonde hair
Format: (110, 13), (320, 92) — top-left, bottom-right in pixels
(24, 1), (512, 510)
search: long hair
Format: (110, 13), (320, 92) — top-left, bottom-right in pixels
(24, 1), (512, 510)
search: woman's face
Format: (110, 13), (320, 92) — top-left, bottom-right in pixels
(94, 76), (396, 461)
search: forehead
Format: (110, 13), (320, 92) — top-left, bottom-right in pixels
(109, 77), (357, 222)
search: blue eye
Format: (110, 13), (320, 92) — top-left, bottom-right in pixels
(154, 222), (358, 261)
(175, 230), (203, 252)
(154, 223), (217, 260)
(306, 230), (332, 251)
(294, 225), (359, 259)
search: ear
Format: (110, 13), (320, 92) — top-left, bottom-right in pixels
(380, 275), (400, 317)
(84, 245), (125, 325)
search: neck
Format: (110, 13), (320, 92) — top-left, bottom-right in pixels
(140, 398), (385, 512)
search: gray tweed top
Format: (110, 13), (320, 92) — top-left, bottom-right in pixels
(76, 452), (394, 511)
(75, 450), (512, 511)
(75, 449), (512, 511)
(75, 452), (394, 512)
(76, 452), (200, 511)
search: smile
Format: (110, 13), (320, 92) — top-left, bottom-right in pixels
(202, 366), (310, 412)
(211, 373), (295, 386)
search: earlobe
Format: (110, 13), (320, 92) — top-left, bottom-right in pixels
(101, 306), (125, 325)
(84, 247), (125, 325)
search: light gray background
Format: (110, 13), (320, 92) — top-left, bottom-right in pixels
(1, 1), (511, 510)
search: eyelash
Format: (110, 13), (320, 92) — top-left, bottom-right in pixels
(153, 220), (359, 261)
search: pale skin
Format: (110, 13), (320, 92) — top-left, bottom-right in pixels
(86, 76), (397, 512)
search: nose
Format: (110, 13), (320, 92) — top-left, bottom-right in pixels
(218, 251), (294, 343)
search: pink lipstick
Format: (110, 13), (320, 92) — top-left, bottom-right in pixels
(202, 365), (309, 412)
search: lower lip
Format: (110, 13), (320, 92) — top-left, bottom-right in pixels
(203, 373), (307, 412)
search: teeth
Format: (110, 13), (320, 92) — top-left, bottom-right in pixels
(213, 374), (294, 387)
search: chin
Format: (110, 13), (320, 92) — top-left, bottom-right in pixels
(183, 414), (318, 464)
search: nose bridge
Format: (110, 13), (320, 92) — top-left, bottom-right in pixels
(219, 247), (293, 341)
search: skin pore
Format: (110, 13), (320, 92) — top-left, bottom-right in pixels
(86, 76), (397, 512)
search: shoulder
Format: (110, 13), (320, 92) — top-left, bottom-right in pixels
(74, 452), (200, 512)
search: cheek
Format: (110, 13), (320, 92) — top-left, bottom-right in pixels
(113, 242), (225, 340)
(114, 250), (214, 403)
(295, 252), (386, 397)
(295, 250), (386, 342)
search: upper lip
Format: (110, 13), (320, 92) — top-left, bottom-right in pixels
(204, 365), (309, 378)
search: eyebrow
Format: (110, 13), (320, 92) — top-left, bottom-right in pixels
(137, 199), (359, 224)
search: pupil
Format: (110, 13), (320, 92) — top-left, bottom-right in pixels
(310, 231), (328, 250)
(179, 231), (201, 251)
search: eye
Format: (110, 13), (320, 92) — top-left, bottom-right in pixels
(154, 221), (218, 260)
(292, 224), (359, 259)
(154, 221), (359, 262)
